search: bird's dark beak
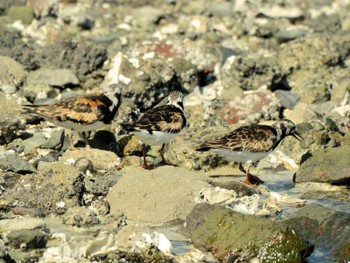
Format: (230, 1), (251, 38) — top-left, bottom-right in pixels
(292, 131), (303, 142)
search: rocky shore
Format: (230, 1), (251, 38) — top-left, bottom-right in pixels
(0, 0), (349, 262)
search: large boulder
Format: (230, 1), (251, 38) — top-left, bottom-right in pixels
(294, 145), (350, 184)
(106, 166), (211, 224)
(187, 205), (312, 262)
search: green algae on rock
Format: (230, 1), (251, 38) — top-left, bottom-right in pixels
(283, 204), (350, 262)
(190, 206), (312, 262)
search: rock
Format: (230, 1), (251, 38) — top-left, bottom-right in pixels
(0, 162), (84, 214)
(274, 90), (300, 109)
(90, 199), (110, 216)
(27, 0), (58, 18)
(258, 6), (304, 20)
(0, 27), (40, 70)
(41, 130), (64, 149)
(84, 169), (121, 196)
(21, 84), (57, 103)
(62, 206), (100, 227)
(6, 155), (36, 174)
(27, 69), (80, 87)
(61, 148), (119, 171)
(74, 157), (94, 173)
(274, 28), (307, 43)
(188, 205), (312, 262)
(207, 1), (233, 17)
(131, 6), (164, 29)
(310, 13), (341, 33)
(41, 40), (107, 82)
(106, 166), (211, 224)
(6, 229), (48, 249)
(7, 5), (34, 25)
(283, 204), (350, 261)
(0, 114), (25, 144)
(294, 145), (350, 184)
(15, 132), (47, 154)
(0, 56), (26, 94)
(284, 103), (318, 124)
(0, 218), (46, 232)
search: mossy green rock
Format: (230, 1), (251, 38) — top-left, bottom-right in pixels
(283, 204), (350, 261)
(191, 206), (310, 262)
(7, 229), (48, 249)
(8, 6), (34, 25)
(294, 145), (350, 184)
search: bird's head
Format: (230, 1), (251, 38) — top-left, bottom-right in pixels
(273, 119), (303, 141)
(167, 91), (184, 110)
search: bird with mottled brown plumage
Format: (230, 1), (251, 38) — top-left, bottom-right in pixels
(197, 119), (302, 185)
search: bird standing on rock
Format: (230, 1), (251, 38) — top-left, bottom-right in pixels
(196, 119), (303, 185)
(22, 83), (122, 150)
(120, 91), (186, 169)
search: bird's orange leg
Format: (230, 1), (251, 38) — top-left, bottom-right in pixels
(240, 162), (264, 185)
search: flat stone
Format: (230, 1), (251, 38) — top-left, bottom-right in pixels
(0, 218), (46, 232)
(27, 69), (79, 87)
(106, 166), (211, 224)
(6, 154), (36, 174)
(20, 133), (47, 154)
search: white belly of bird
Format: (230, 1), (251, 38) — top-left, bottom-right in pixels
(212, 149), (272, 163)
(45, 118), (106, 132)
(134, 130), (178, 146)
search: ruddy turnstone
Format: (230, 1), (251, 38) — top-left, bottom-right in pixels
(22, 83), (122, 150)
(196, 119), (302, 185)
(121, 91), (186, 169)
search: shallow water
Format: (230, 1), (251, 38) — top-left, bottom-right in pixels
(160, 169), (350, 262)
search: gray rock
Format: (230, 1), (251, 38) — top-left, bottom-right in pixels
(84, 169), (122, 196)
(188, 205), (312, 262)
(207, 1), (233, 17)
(20, 133), (47, 154)
(42, 130), (64, 149)
(6, 155), (36, 174)
(0, 27), (40, 70)
(40, 40), (107, 83)
(7, 5), (34, 25)
(0, 218), (46, 232)
(7, 229), (48, 249)
(121, 56), (198, 111)
(0, 162), (84, 214)
(132, 6), (164, 29)
(274, 28), (307, 43)
(62, 206), (100, 227)
(283, 204), (350, 262)
(74, 157), (94, 173)
(274, 90), (300, 109)
(27, 69), (79, 87)
(27, 0), (58, 18)
(0, 114), (24, 144)
(294, 145), (350, 184)
(0, 56), (25, 94)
